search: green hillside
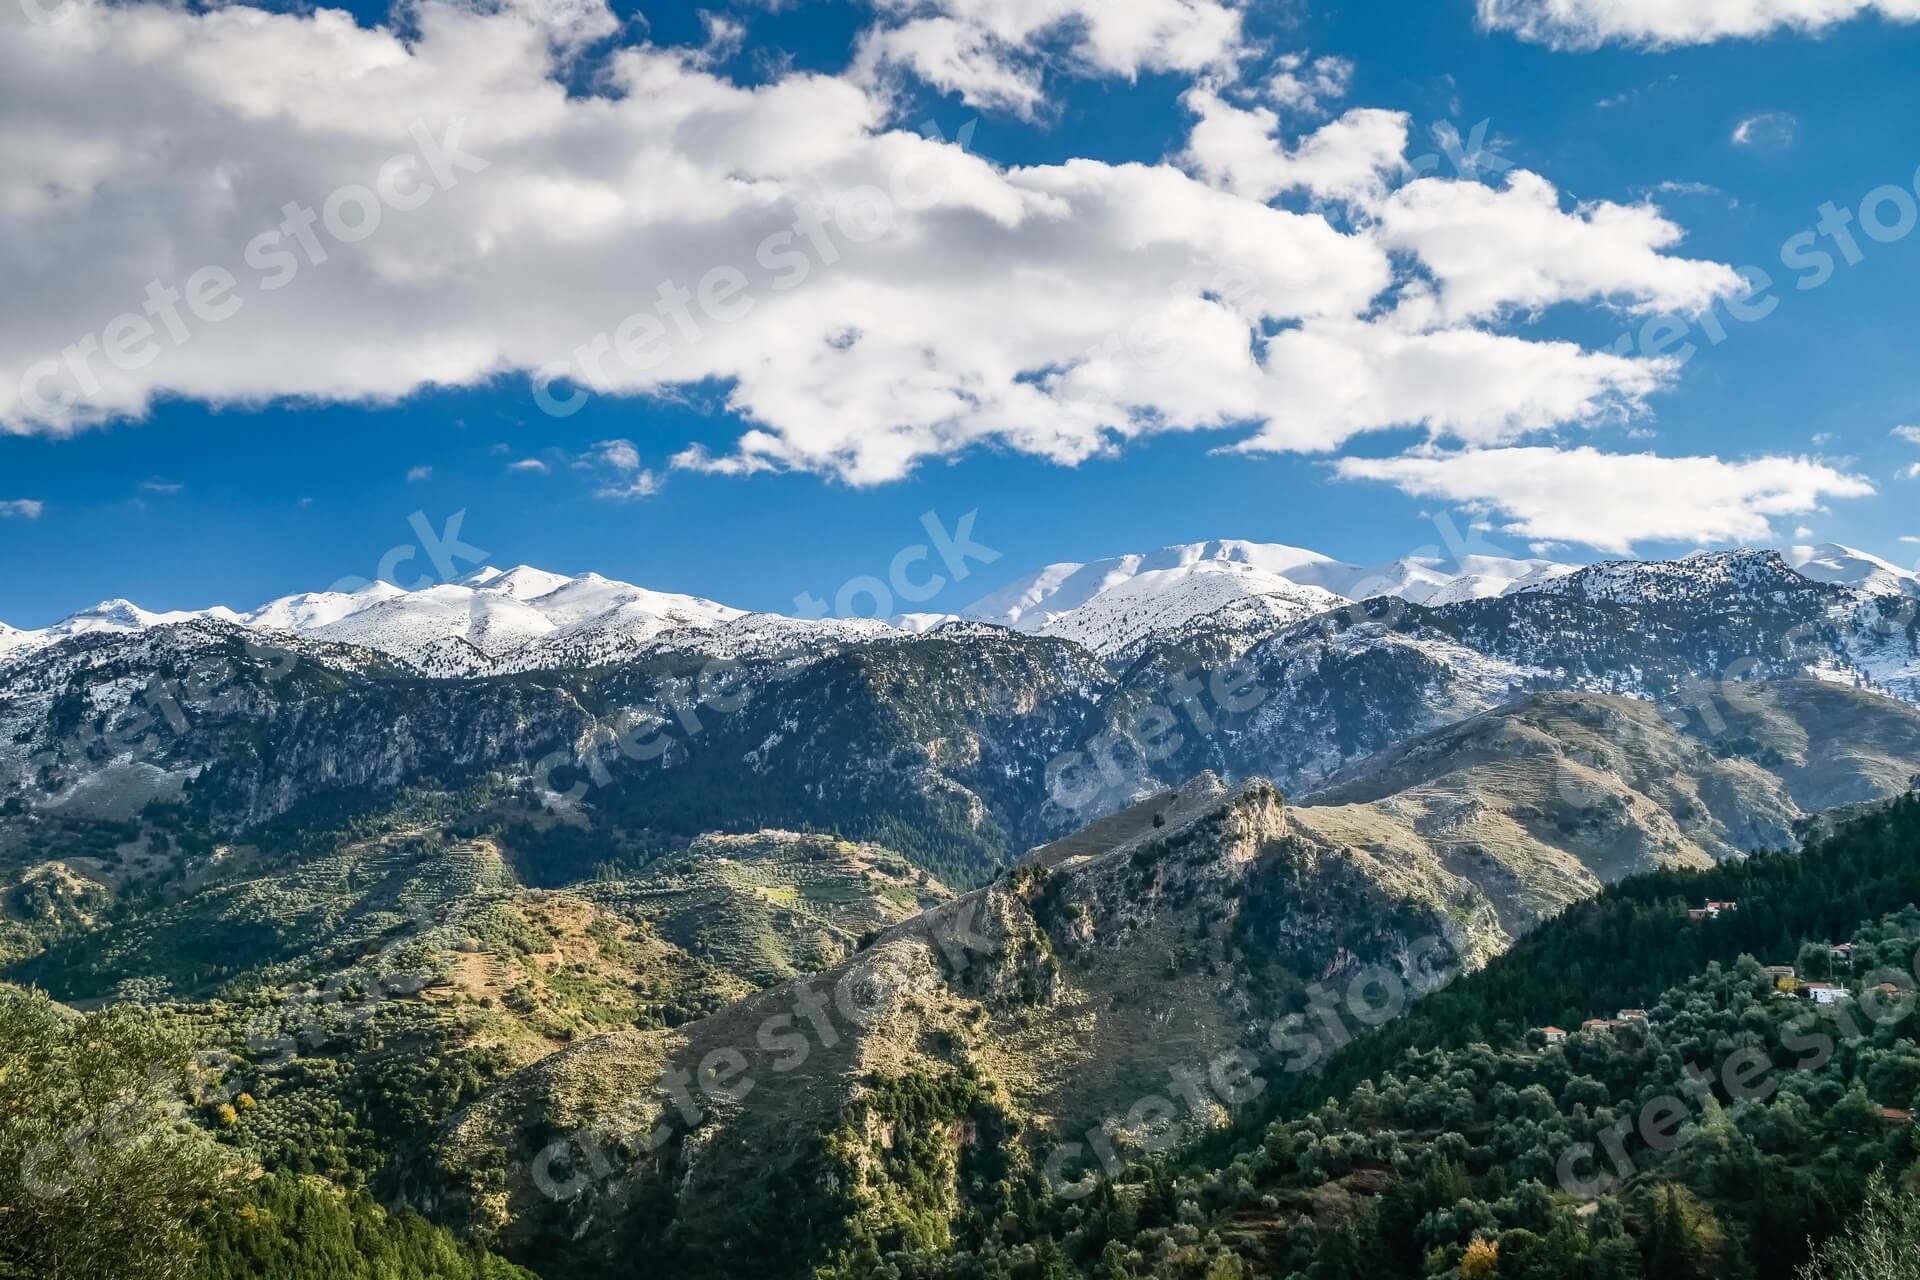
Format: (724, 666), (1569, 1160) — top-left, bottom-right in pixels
(809, 794), (1920, 1280)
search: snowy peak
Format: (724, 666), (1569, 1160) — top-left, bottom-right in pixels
(283, 569), (746, 669)
(3, 538), (1913, 676)
(1290, 552), (1574, 604)
(56, 598), (243, 635)
(243, 582), (407, 632)
(958, 539), (1577, 656)
(1046, 561), (1344, 658)
(0, 566), (749, 675)
(1783, 543), (1920, 598)
(1516, 549), (1829, 606)
(0, 621), (36, 663)
(469, 565), (575, 601)
(524, 573), (743, 633)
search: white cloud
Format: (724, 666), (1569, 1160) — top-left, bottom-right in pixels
(586, 436), (658, 497)
(1794, 525), (1816, 539)
(1811, 432), (1835, 446)
(1266, 52), (1353, 115)
(697, 12), (747, 64)
(1596, 74), (1678, 111)
(1234, 322), (1677, 454)
(0, 0), (1737, 487)
(1335, 446), (1875, 554)
(1893, 425), (1920, 445)
(595, 471), (662, 501)
(591, 438), (641, 472)
(140, 478), (184, 495)
(1904, 536), (1920, 544)
(508, 459), (550, 474)
(0, 499), (43, 519)
(1179, 89), (1410, 206)
(407, 465), (434, 482)
(1478, 0), (1920, 49)
(1373, 170), (1743, 321)
(1905, 463), (1920, 480)
(1732, 112), (1798, 148)
(1651, 180), (1720, 198)
(852, 0), (1251, 117)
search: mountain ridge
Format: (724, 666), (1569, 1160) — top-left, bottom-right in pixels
(3, 539), (1914, 672)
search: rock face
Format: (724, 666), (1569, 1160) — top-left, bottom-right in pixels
(1069, 550), (1920, 803)
(417, 676), (1920, 1276)
(1292, 680), (1920, 935)
(430, 777), (1502, 1275)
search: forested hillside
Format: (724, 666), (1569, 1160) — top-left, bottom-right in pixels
(791, 795), (1920, 1279)
(0, 984), (536, 1280)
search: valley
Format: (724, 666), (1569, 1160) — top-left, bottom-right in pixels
(4, 541), (1920, 1280)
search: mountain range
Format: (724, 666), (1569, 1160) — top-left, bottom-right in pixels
(5, 543), (1918, 860)
(7, 535), (1920, 1280)
(3, 540), (1917, 675)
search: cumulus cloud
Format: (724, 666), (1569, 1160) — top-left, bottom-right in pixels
(852, 0), (1252, 117)
(1892, 425), (1920, 445)
(507, 459), (550, 474)
(1335, 446), (1876, 554)
(591, 438), (642, 472)
(1373, 170), (1743, 321)
(0, 499), (43, 519)
(1179, 89), (1410, 205)
(1233, 323), (1676, 454)
(0, 0), (1737, 487)
(1266, 52), (1353, 115)
(1478, 0), (1920, 48)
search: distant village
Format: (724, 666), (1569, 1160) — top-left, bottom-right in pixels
(1533, 899), (1914, 1124)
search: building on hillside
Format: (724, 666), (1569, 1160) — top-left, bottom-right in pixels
(1866, 982), (1912, 1013)
(1832, 943), (1856, 968)
(1762, 966), (1798, 991)
(1689, 900), (1739, 920)
(1616, 1009), (1650, 1023)
(1883, 1109), (1913, 1125)
(1540, 1026), (1567, 1044)
(1802, 982), (1853, 1006)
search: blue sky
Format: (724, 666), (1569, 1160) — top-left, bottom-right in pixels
(3, 0), (1920, 627)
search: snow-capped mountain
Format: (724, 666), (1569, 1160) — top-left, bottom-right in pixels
(460, 565), (574, 601)
(1783, 543), (1920, 597)
(1003, 559), (1345, 658)
(0, 567), (747, 675)
(299, 568), (746, 672)
(3, 540), (1913, 676)
(957, 539), (1575, 656)
(5, 544), (1917, 844)
(243, 582), (409, 632)
(0, 622), (37, 663)
(50, 598), (246, 638)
